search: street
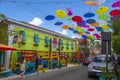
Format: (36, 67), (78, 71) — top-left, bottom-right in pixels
(10, 65), (97, 80)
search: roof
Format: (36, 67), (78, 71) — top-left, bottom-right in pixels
(5, 18), (75, 41)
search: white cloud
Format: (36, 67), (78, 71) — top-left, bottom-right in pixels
(29, 17), (44, 26)
(71, 36), (82, 39)
(59, 30), (68, 35)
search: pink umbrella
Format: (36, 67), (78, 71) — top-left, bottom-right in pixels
(93, 33), (101, 39)
(84, 24), (90, 28)
(112, 1), (120, 8)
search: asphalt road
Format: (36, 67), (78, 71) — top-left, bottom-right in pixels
(10, 65), (97, 80)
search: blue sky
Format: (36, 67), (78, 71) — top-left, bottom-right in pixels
(0, 0), (115, 38)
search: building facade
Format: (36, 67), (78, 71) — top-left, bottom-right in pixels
(1, 19), (75, 74)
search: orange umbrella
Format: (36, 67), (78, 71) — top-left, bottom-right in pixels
(62, 25), (70, 29)
(85, 0), (97, 6)
(0, 43), (16, 50)
(91, 22), (99, 27)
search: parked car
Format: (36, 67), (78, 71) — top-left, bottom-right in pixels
(87, 54), (113, 77)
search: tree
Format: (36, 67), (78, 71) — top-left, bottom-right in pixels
(111, 15), (120, 54)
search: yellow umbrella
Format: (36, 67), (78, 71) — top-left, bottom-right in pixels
(87, 34), (93, 38)
(56, 9), (67, 18)
(74, 26), (82, 31)
(62, 25), (70, 29)
(96, 6), (109, 14)
(85, 0), (97, 6)
(101, 24), (109, 30)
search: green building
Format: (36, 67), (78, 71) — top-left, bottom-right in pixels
(1, 19), (75, 74)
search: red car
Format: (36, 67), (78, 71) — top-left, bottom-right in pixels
(82, 57), (91, 66)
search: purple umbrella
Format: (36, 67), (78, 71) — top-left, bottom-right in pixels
(84, 24), (90, 28)
(77, 20), (86, 26)
(112, 1), (120, 8)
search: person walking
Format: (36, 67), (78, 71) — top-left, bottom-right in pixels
(18, 60), (26, 78)
(38, 56), (45, 73)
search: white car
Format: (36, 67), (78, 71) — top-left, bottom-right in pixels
(88, 54), (113, 77)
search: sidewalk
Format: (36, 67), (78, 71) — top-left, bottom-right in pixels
(1, 64), (79, 80)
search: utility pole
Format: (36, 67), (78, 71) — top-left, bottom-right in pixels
(58, 38), (61, 68)
(49, 38), (52, 69)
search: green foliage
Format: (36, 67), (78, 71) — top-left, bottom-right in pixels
(111, 15), (120, 54)
(101, 68), (116, 79)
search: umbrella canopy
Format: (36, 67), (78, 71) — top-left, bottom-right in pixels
(112, 1), (120, 8)
(86, 19), (96, 24)
(45, 15), (55, 20)
(110, 9), (120, 16)
(85, 0), (97, 6)
(95, 27), (102, 31)
(72, 16), (82, 22)
(98, 14), (109, 20)
(74, 26), (83, 31)
(66, 16), (72, 20)
(84, 12), (95, 18)
(62, 25), (70, 29)
(95, 0), (106, 6)
(101, 24), (109, 31)
(96, 6), (109, 14)
(88, 28), (94, 31)
(84, 24), (90, 28)
(56, 9), (67, 18)
(73, 30), (79, 34)
(54, 22), (63, 26)
(78, 32), (84, 35)
(91, 22), (99, 27)
(0, 43), (16, 50)
(81, 35), (87, 38)
(66, 8), (73, 16)
(68, 28), (74, 31)
(77, 20), (86, 26)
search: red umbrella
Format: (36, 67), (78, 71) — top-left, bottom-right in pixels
(72, 16), (82, 22)
(112, 1), (120, 8)
(110, 9), (120, 16)
(88, 28), (94, 31)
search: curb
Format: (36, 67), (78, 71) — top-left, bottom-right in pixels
(1, 64), (79, 80)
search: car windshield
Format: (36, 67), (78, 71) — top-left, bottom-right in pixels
(92, 56), (111, 63)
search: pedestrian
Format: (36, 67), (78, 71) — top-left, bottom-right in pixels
(18, 59), (26, 78)
(35, 56), (39, 72)
(38, 56), (45, 73)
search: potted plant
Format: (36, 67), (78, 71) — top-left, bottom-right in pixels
(99, 68), (117, 80)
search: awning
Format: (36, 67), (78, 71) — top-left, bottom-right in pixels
(0, 43), (16, 50)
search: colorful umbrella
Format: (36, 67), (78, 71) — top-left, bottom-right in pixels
(68, 28), (74, 31)
(91, 22), (99, 27)
(84, 24), (90, 28)
(66, 8), (73, 16)
(93, 33), (101, 39)
(101, 24), (109, 31)
(85, 0), (97, 6)
(85, 31), (90, 34)
(54, 22), (63, 26)
(84, 12), (95, 18)
(95, 0), (106, 6)
(45, 15), (55, 20)
(62, 25), (70, 29)
(112, 1), (120, 8)
(110, 9), (120, 16)
(87, 34), (93, 38)
(72, 16), (82, 22)
(78, 32), (84, 35)
(56, 9), (67, 18)
(77, 20), (86, 26)
(66, 16), (72, 20)
(86, 19), (96, 24)
(96, 6), (109, 14)
(88, 28), (94, 31)
(73, 30), (79, 34)
(81, 35), (87, 38)
(98, 14), (109, 20)
(74, 26), (83, 31)
(95, 27), (102, 31)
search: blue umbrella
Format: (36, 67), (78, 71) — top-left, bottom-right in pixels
(54, 22), (63, 26)
(95, 27), (103, 31)
(84, 12), (95, 18)
(45, 15), (55, 20)
(68, 28), (74, 31)
(81, 35), (87, 38)
(86, 19), (96, 24)
(73, 30), (79, 34)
